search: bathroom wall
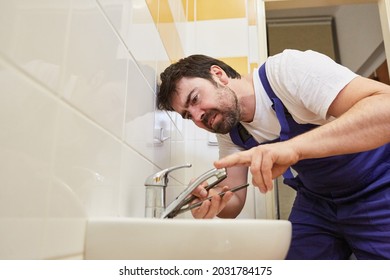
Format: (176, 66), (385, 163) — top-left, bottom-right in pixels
(266, 3), (384, 75)
(335, 3), (383, 74)
(0, 0), (175, 260)
(0, 0), (268, 260)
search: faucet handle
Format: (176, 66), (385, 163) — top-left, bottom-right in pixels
(144, 163), (192, 187)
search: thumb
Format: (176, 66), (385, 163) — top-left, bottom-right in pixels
(214, 150), (251, 169)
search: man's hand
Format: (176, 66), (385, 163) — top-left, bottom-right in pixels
(214, 143), (299, 193)
(190, 182), (234, 219)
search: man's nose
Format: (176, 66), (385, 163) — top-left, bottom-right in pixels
(189, 107), (204, 123)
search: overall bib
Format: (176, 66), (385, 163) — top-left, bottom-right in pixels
(230, 64), (390, 259)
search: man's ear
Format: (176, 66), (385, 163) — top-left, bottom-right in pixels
(210, 65), (229, 85)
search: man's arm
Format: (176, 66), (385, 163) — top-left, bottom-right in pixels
(296, 76), (390, 158)
(215, 76), (390, 192)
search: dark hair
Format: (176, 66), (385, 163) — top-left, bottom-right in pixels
(157, 54), (241, 111)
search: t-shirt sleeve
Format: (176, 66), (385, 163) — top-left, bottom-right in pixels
(266, 49), (358, 120)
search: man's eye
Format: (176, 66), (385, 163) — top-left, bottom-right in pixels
(191, 94), (198, 104)
(184, 112), (192, 120)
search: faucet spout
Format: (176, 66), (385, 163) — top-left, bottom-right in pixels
(161, 167), (227, 219)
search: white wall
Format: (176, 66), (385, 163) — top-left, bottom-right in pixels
(0, 0), (187, 260)
(266, 3), (384, 75)
(335, 3), (384, 73)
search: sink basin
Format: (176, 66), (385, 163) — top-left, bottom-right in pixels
(85, 218), (291, 260)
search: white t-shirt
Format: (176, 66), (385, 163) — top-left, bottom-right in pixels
(217, 49), (358, 158)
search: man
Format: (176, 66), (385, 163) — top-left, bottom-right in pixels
(157, 49), (390, 259)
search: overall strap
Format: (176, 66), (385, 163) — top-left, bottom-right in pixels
(229, 122), (263, 150)
(258, 63), (291, 141)
(259, 64), (294, 179)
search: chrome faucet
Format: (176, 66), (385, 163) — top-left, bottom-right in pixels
(144, 164), (192, 218)
(144, 164), (227, 219)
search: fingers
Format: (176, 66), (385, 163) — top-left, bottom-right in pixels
(191, 198), (212, 219)
(214, 149), (274, 192)
(214, 150), (252, 169)
(248, 148), (264, 193)
(249, 150), (273, 193)
(191, 181), (208, 199)
(259, 154), (274, 192)
(191, 186), (233, 219)
(191, 195), (219, 219)
(215, 147), (275, 193)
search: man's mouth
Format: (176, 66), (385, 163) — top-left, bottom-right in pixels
(208, 113), (216, 129)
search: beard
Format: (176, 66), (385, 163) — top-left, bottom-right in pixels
(202, 85), (241, 134)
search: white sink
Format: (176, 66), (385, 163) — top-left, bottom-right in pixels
(85, 218), (291, 260)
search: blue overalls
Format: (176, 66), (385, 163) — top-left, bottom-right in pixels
(230, 64), (390, 259)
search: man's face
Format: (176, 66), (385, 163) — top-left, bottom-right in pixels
(171, 76), (240, 134)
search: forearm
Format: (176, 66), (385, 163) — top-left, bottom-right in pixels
(290, 94), (390, 161)
(217, 192), (245, 218)
(217, 166), (248, 218)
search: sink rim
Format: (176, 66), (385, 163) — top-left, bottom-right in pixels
(85, 218), (292, 260)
